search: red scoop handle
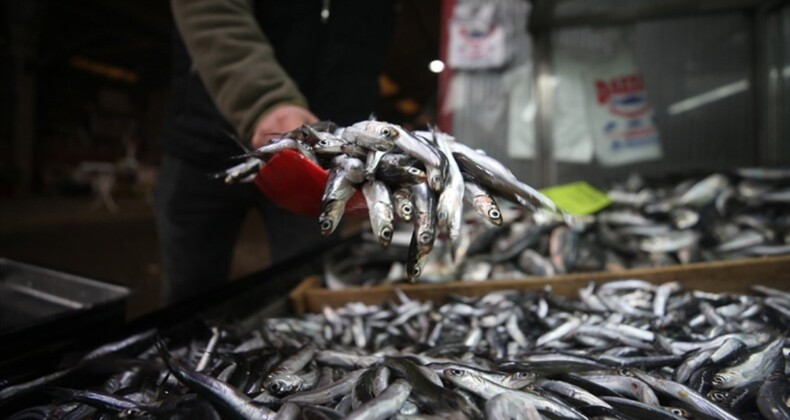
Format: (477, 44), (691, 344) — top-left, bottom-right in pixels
(254, 150), (367, 217)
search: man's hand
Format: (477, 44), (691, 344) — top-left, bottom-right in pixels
(251, 104), (319, 149)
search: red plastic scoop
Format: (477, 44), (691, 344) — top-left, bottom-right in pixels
(253, 150), (367, 217)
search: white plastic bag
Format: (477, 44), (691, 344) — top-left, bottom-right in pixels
(551, 27), (662, 165)
(448, 3), (510, 70)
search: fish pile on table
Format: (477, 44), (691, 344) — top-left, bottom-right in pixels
(216, 120), (569, 282)
(324, 168), (790, 287)
(3, 280), (789, 419)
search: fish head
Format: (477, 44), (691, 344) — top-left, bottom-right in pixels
(319, 208), (339, 236)
(406, 166), (427, 183)
(428, 172), (444, 192)
(399, 201), (413, 217)
(443, 367), (469, 381)
(408, 263), (422, 280)
(379, 226), (393, 244)
(711, 370), (741, 389)
(475, 198), (502, 226)
(265, 374), (303, 397)
(418, 228), (435, 247)
(667, 407), (692, 418)
(364, 121), (399, 140)
(707, 389), (729, 403)
(374, 218), (394, 247)
(407, 234), (427, 281)
(314, 137), (345, 153)
(504, 370), (537, 388)
(436, 206), (449, 223)
(356, 121), (399, 147)
(362, 120), (400, 140)
(441, 367), (484, 390)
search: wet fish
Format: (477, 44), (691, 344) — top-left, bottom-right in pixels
(361, 181), (395, 247)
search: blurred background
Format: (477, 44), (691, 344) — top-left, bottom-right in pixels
(0, 0), (441, 318)
(1, 0), (788, 319)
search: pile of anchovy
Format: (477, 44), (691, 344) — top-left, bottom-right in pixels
(3, 280), (789, 419)
(217, 120), (568, 282)
(323, 168), (790, 286)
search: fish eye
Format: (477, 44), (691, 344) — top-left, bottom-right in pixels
(269, 382), (281, 393)
(381, 228), (392, 240)
(448, 368), (464, 376)
(380, 127), (391, 136)
(408, 168), (420, 175)
(319, 140), (328, 146)
(411, 267), (421, 276)
(514, 372), (533, 379)
(670, 408), (689, 417)
(489, 209), (500, 219)
(320, 220), (333, 231)
(420, 232), (432, 244)
(712, 375), (725, 384)
(402, 205), (412, 214)
(708, 390), (726, 401)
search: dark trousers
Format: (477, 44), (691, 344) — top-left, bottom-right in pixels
(155, 155), (330, 305)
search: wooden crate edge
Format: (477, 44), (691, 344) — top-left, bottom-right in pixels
(289, 275), (321, 316)
(300, 255), (790, 313)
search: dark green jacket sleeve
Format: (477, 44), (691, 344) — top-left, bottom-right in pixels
(171, 0), (308, 142)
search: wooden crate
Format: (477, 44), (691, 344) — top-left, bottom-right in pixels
(289, 255), (790, 314)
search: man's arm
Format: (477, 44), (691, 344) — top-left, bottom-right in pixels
(171, 0), (311, 145)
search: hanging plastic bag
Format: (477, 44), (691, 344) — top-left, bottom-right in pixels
(551, 27), (662, 165)
(448, 3), (510, 70)
(506, 65), (537, 159)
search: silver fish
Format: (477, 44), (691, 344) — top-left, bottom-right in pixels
(361, 181), (395, 247)
(463, 180), (503, 226)
(319, 166), (356, 235)
(391, 189), (414, 222)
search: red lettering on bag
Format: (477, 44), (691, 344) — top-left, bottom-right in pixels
(596, 75), (644, 104)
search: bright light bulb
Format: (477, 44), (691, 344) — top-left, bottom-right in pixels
(429, 60), (445, 73)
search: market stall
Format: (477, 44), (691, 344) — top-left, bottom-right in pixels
(1, 0), (789, 419)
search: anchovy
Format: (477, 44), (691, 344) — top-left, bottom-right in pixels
(536, 378), (613, 409)
(677, 173), (729, 207)
(712, 337), (784, 390)
(463, 179), (503, 226)
(485, 392), (542, 420)
(441, 366), (586, 419)
(158, 343), (275, 420)
(283, 370), (366, 405)
(600, 396), (687, 420)
(342, 157), (366, 184)
(343, 125), (396, 153)
(312, 134), (347, 155)
(242, 138), (300, 159)
(757, 372), (790, 420)
(580, 373), (660, 406)
(361, 181), (395, 247)
(391, 188), (414, 222)
(377, 154), (427, 186)
(449, 141), (559, 214)
(632, 370), (740, 420)
(410, 182), (437, 253)
(434, 131), (464, 246)
(345, 379), (412, 420)
(263, 344), (317, 396)
(319, 167), (356, 235)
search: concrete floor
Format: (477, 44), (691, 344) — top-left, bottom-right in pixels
(0, 197), (274, 319)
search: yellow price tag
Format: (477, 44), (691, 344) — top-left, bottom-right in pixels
(540, 181), (612, 216)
